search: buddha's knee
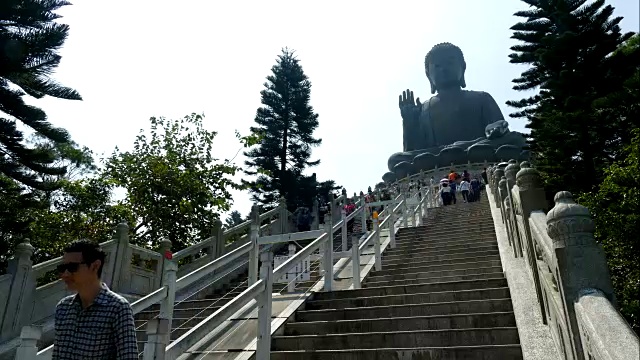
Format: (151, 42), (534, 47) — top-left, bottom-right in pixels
(388, 152), (415, 172)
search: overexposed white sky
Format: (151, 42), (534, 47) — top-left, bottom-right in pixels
(31, 0), (639, 217)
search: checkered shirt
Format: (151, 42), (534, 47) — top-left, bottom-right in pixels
(52, 284), (138, 360)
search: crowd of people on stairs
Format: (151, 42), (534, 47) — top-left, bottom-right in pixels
(437, 168), (488, 206)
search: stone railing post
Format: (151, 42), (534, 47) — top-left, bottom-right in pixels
(142, 318), (169, 360)
(402, 181), (409, 228)
(546, 191), (616, 360)
(311, 198), (319, 230)
(248, 204), (260, 286)
(341, 208), (348, 252)
(155, 239), (172, 289)
(372, 212), (382, 271)
(278, 197), (288, 234)
(287, 244), (296, 293)
(351, 231), (361, 289)
(158, 260), (177, 335)
(505, 160), (524, 257)
(208, 219), (224, 260)
(15, 326), (41, 360)
(109, 222), (131, 293)
(417, 182), (424, 226)
(337, 189), (345, 224)
(0, 240), (35, 342)
(256, 251), (273, 357)
(515, 162), (549, 322)
(388, 200), (396, 249)
(360, 192), (367, 234)
(493, 167), (506, 208)
(323, 191), (334, 291)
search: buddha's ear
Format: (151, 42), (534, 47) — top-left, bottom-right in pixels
(430, 83), (437, 94)
(460, 74), (467, 89)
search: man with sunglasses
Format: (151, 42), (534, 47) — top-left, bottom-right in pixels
(52, 240), (138, 359)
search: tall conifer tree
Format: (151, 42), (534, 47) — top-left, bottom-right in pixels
(244, 48), (321, 209)
(507, 0), (635, 195)
(1, 0), (82, 191)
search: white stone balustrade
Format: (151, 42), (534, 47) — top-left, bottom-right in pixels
(488, 160), (639, 360)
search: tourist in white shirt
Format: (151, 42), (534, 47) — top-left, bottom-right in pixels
(459, 179), (471, 203)
(439, 179), (453, 206)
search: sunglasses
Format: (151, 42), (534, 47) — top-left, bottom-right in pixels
(57, 262), (89, 274)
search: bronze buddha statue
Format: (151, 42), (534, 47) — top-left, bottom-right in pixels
(384, 43), (527, 182)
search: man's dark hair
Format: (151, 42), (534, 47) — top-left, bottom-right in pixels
(64, 240), (107, 277)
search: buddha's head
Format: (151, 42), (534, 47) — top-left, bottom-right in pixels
(425, 43), (467, 94)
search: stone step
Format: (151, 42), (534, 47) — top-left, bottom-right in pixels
(306, 287), (511, 310)
(136, 305), (222, 320)
(403, 216), (493, 228)
(272, 327), (520, 350)
(395, 229), (496, 241)
(315, 278), (508, 300)
(374, 258), (502, 275)
(396, 227), (496, 239)
(136, 322), (191, 343)
(384, 242), (498, 257)
(134, 315), (204, 330)
(366, 265), (504, 283)
(270, 345), (524, 359)
(386, 243), (498, 258)
(283, 311), (518, 335)
(382, 254), (501, 271)
(296, 299), (514, 322)
(391, 242), (500, 256)
(364, 271), (505, 288)
(394, 231), (497, 243)
(403, 219), (493, 228)
(144, 295), (234, 312)
(382, 249), (500, 266)
(394, 232), (497, 245)
(398, 223), (496, 233)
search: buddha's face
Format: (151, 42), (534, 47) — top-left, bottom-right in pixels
(427, 51), (464, 90)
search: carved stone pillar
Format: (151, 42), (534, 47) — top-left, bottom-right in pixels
(493, 168), (506, 208)
(505, 161), (523, 257)
(1, 240), (35, 341)
(547, 191), (616, 360)
(516, 162), (549, 322)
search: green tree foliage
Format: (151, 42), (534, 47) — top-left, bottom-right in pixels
(103, 113), (241, 251)
(0, 139), (125, 275)
(224, 210), (244, 229)
(580, 128), (640, 333)
(510, 1), (640, 333)
(28, 178), (132, 263)
(0, 175), (43, 272)
(244, 48), (321, 210)
(507, 0), (637, 196)
(1, 0), (82, 191)
(592, 34), (640, 161)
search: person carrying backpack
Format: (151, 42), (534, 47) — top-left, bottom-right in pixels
(440, 180), (452, 205)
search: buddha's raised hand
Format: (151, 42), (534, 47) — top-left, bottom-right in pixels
(399, 89), (421, 121)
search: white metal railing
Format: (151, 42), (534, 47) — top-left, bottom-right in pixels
(15, 179), (438, 360)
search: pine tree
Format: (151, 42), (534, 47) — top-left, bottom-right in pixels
(1, 0), (82, 191)
(244, 48), (321, 210)
(507, 0), (636, 195)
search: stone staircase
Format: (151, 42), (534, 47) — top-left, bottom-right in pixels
(132, 233), (347, 354)
(133, 271), (249, 354)
(270, 198), (524, 359)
